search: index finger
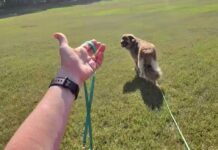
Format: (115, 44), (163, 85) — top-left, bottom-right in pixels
(94, 44), (106, 69)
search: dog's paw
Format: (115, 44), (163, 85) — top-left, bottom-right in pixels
(139, 72), (144, 78)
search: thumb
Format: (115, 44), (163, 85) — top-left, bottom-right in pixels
(53, 32), (69, 47)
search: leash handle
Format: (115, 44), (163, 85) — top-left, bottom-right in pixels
(87, 41), (97, 53)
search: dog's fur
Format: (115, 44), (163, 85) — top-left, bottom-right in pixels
(121, 34), (162, 85)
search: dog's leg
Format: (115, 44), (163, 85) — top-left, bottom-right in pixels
(135, 66), (140, 76)
(154, 80), (160, 87)
(150, 59), (162, 77)
(138, 58), (144, 78)
(153, 81), (160, 88)
(149, 59), (162, 87)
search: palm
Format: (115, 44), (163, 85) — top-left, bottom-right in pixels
(54, 33), (105, 86)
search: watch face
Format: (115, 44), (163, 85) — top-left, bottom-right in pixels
(65, 80), (71, 86)
(55, 78), (65, 84)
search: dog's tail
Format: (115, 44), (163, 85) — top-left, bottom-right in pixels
(144, 59), (162, 81)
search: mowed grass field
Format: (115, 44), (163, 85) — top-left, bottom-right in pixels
(0, 0), (218, 149)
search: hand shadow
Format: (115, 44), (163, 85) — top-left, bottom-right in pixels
(123, 76), (163, 110)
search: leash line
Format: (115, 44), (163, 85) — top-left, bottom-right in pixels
(161, 91), (191, 150)
(82, 82), (89, 147)
(82, 41), (97, 150)
(83, 75), (95, 150)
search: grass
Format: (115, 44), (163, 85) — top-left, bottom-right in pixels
(0, 0), (218, 149)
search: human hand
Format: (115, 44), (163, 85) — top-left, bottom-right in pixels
(54, 33), (106, 87)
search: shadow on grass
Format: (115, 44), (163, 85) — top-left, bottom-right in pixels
(123, 76), (163, 110)
(0, 0), (102, 19)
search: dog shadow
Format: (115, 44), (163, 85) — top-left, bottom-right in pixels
(123, 76), (163, 110)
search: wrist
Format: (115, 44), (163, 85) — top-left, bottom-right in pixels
(56, 67), (83, 87)
(49, 77), (79, 99)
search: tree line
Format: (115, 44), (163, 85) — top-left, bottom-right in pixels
(0, 0), (85, 8)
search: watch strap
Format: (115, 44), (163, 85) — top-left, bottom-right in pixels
(49, 77), (79, 99)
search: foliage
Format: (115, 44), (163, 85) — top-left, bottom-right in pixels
(1, 0), (65, 7)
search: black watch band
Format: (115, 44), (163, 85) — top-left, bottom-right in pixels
(49, 77), (79, 99)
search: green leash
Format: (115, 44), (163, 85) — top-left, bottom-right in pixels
(161, 91), (191, 150)
(82, 41), (97, 150)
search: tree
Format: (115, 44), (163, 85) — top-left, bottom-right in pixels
(0, 0), (5, 7)
(2, 0), (43, 7)
(0, 0), (72, 8)
(46, 0), (59, 2)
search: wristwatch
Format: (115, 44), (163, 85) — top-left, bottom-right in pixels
(49, 77), (79, 99)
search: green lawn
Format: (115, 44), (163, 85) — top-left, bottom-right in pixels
(0, 0), (218, 149)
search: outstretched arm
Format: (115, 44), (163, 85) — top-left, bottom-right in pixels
(5, 33), (106, 150)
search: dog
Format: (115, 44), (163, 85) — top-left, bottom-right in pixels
(120, 34), (162, 85)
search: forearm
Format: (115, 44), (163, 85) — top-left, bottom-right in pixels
(5, 86), (75, 150)
(5, 32), (105, 150)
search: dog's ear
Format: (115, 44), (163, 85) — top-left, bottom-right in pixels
(128, 35), (136, 43)
(131, 38), (136, 43)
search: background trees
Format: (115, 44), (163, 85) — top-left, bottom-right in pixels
(0, 0), (71, 8)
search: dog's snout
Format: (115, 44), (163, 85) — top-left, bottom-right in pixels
(120, 40), (124, 46)
(121, 40), (128, 47)
(121, 36), (130, 48)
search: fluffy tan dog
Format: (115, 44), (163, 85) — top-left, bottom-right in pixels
(121, 34), (162, 85)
